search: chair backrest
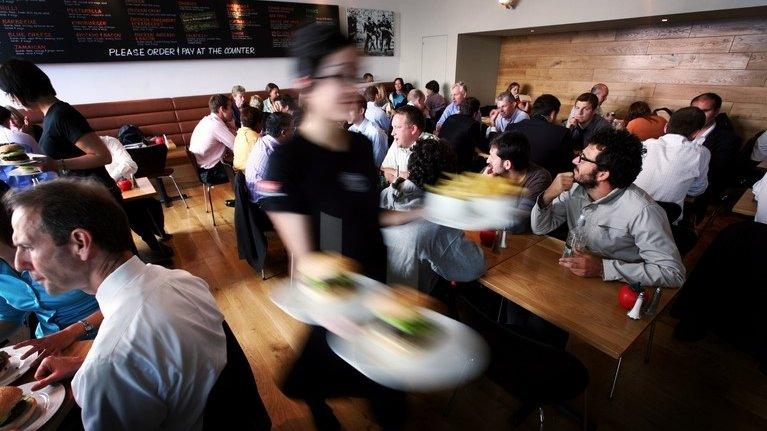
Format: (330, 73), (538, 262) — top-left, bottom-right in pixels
(233, 172), (272, 271)
(656, 201), (682, 224)
(185, 147), (205, 185)
(127, 144), (168, 178)
(653, 107), (673, 121)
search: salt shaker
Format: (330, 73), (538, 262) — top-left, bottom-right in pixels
(628, 292), (645, 320)
(644, 287), (663, 316)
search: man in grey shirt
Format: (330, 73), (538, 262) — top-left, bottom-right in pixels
(531, 128), (685, 287)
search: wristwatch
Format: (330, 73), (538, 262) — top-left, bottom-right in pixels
(79, 319), (95, 337)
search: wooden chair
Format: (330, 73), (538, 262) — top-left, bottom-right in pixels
(127, 144), (188, 209)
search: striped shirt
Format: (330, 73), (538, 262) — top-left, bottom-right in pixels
(245, 134), (280, 202)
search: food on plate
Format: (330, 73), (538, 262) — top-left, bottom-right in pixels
(296, 252), (360, 303)
(426, 172), (526, 200)
(0, 144), (29, 163)
(365, 286), (442, 354)
(0, 386), (37, 430)
(12, 165), (40, 175)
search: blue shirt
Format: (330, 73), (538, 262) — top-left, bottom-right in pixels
(437, 102), (482, 127)
(0, 259), (99, 338)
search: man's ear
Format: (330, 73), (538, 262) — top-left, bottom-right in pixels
(596, 169), (610, 183)
(503, 160), (513, 171)
(70, 228), (94, 262)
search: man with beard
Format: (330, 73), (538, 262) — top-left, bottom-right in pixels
(531, 128), (684, 287)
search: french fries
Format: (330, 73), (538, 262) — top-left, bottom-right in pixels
(426, 172), (527, 200)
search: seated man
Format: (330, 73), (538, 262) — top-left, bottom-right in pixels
(381, 138), (484, 294)
(507, 94), (573, 178)
(440, 97), (483, 171)
(381, 105), (437, 182)
(0, 106), (39, 153)
(486, 91), (529, 139)
(347, 94), (388, 167)
(189, 94), (236, 185)
(691, 92), (741, 200)
(484, 132), (552, 233)
(531, 128), (685, 287)
(436, 81), (478, 133)
(567, 92), (611, 151)
(231, 85), (246, 129)
(634, 107), (711, 219)
(407, 89), (435, 133)
(246, 112), (293, 203)
(364, 85), (391, 132)
(6, 178), (254, 430)
(424, 80), (447, 120)
(233, 104), (263, 172)
(271, 94), (302, 129)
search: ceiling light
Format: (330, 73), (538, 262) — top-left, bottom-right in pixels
(499, 0), (519, 9)
(661, 18), (669, 22)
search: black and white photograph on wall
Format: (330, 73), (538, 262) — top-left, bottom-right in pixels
(346, 8), (395, 56)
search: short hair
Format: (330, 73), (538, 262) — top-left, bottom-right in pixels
(496, 91), (514, 104)
(352, 94), (367, 111)
(0, 59), (57, 107)
(451, 81), (468, 95)
(691, 92), (722, 111)
(394, 105), (426, 131)
(209, 94), (230, 113)
(265, 83), (279, 93)
(666, 106), (706, 138)
(364, 85), (379, 102)
(376, 84), (389, 101)
(531, 94), (561, 117)
(490, 132), (531, 171)
(407, 138), (457, 189)
(0, 106), (11, 126)
(3, 178), (133, 253)
(362, 73), (373, 80)
(274, 94), (297, 112)
(625, 101), (653, 123)
(407, 89), (425, 103)
(458, 97), (480, 116)
(239, 104), (263, 131)
(249, 95), (263, 109)
(4, 106), (24, 124)
(588, 129), (644, 189)
(403, 83), (414, 94)
(575, 92), (599, 110)
(231, 85), (246, 94)
(0, 181), (11, 246)
(591, 83), (608, 95)
(425, 80), (440, 93)
(264, 112), (293, 138)
(291, 23), (353, 78)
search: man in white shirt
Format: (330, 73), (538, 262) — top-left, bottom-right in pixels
(381, 105), (437, 182)
(347, 94), (388, 167)
(189, 94), (236, 182)
(753, 171), (767, 224)
(0, 106), (39, 153)
(363, 85), (390, 132)
(8, 179), (231, 430)
(486, 91), (529, 138)
(634, 107), (711, 220)
(752, 131), (767, 162)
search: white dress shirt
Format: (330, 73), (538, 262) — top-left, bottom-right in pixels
(189, 113), (235, 169)
(101, 135), (138, 181)
(692, 123), (716, 146)
(348, 118), (388, 167)
(381, 132), (438, 173)
(634, 133), (711, 218)
(72, 256), (226, 431)
(753, 172), (767, 224)
(487, 108), (530, 136)
(0, 125), (40, 153)
(365, 101), (390, 133)
(752, 132), (767, 162)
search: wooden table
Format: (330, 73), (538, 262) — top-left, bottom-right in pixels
(465, 231), (545, 269)
(479, 236), (679, 397)
(732, 188), (757, 217)
(121, 177), (156, 201)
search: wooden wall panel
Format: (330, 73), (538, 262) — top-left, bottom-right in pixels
(496, 16), (767, 139)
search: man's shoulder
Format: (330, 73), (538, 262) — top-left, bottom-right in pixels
(619, 184), (660, 211)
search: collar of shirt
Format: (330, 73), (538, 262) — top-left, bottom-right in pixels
(349, 118), (371, 133)
(259, 134), (279, 151)
(95, 256), (145, 319)
(696, 123), (716, 142)
(658, 133), (694, 147)
(572, 183), (625, 207)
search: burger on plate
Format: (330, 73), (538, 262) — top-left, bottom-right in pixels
(296, 252), (360, 303)
(0, 144), (28, 162)
(365, 286), (442, 355)
(0, 386), (36, 430)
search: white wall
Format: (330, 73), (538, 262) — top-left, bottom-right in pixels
(24, 0), (404, 104)
(398, 0), (766, 93)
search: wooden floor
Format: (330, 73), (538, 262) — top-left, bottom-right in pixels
(149, 183), (767, 431)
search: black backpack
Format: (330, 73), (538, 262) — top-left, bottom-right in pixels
(117, 124), (145, 146)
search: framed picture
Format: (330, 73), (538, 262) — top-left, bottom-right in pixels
(347, 8), (395, 57)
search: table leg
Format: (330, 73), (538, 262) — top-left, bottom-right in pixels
(152, 177), (171, 207)
(496, 297), (505, 323)
(644, 321), (657, 364)
(609, 356), (622, 400)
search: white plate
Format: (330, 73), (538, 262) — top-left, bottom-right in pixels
(7, 167), (42, 177)
(15, 382), (66, 431)
(0, 153), (45, 166)
(424, 192), (524, 231)
(269, 274), (386, 326)
(328, 309), (489, 391)
(0, 345), (40, 386)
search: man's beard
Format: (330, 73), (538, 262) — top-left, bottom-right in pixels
(574, 168), (598, 189)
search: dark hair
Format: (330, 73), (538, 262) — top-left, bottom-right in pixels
(691, 92), (722, 111)
(0, 106), (11, 126)
(506, 82), (520, 92)
(458, 97), (480, 116)
(425, 80), (440, 93)
(291, 23), (353, 78)
(363, 85), (379, 102)
(3, 178), (133, 253)
(362, 73), (373, 80)
(666, 106), (706, 138)
(403, 83), (414, 94)
(407, 138), (457, 189)
(625, 101), (653, 123)
(394, 105), (426, 131)
(239, 105), (263, 131)
(266, 83), (279, 92)
(576, 93), (599, 110)
(265, 112), (293, 138)
(394, 77), (404, 86)
(0, 180), (11, 246)
(531, 94), (561, 117)
(490, 132), (531, 171)
(588, 129), (644, 189)
(0, 59), (57, 107)
(274, 94), (297, 112)
(352, 94), (366, 111)
(209, 94), (230, 113)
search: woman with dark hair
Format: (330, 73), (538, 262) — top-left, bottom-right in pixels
(388, 77), (407, 109)
(626, 101), (667, 141)
(0, 59), (118, 197)
(506, 81), (531, 113)
(262, 82), (280, 113)
(424, 79), (447, 119)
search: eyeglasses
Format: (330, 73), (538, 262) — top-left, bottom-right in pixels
(574, 153), (599, 165)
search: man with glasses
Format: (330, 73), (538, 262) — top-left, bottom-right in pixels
(531, 128), (685, 287)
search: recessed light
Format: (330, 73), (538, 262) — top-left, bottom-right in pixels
(661, 18), (669, 22)
(530, 29), (535, 33)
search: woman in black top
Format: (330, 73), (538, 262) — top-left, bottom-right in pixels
(0, 59), (117, 196)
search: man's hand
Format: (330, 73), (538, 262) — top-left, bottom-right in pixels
(32, 355), (84, 390)
(15, 325), (80, 360)
(541, 173), (574, 206)
(566, 116), (578, 129)
(559, 251), (603, 278)
(489, 108), (499, 124)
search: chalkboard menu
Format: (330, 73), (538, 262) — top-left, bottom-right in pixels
(0, 0), (340, 63)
